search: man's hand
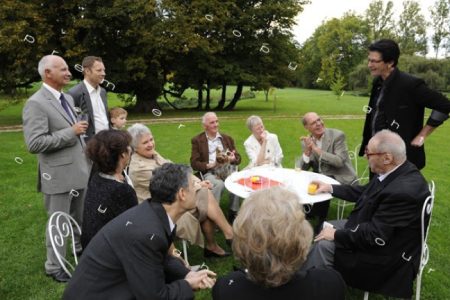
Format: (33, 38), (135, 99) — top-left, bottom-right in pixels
(200, 180), (213, 189)
(185, 270), (217, 290)
(206, 161), (216, 170)
(314, 226), (336, 242)
(411, 135), (425, 147)
(72, 121), (88, 136)
(300, 136), (313, 156)
(310, 180), (332, 194)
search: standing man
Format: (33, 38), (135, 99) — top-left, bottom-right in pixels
(22, 55), (90, 282)
(303, 130), (430, 299)
(300, 112), (356, 230)
(360, 39), (450, 169)
(68, 56), (109, 141)
(191, 112), (241, 223)
(63, 163), (216, 299)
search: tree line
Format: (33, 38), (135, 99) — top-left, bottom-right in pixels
(0, 0), (449, 112)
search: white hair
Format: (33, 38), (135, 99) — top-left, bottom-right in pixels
(127, 123), (152, 150)
(202, 112), (217, 125)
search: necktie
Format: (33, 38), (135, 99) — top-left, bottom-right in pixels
(60, 94), (74, 123)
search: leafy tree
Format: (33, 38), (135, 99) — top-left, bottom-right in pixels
(429, 0), (450, 58)
(397, 0), (428, 56)
(330, 71), (346, 100)
(365, 0), (395, 41)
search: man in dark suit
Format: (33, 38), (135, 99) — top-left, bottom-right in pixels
(63, 163), (216, 300)
(302, 130), (430, 298)
(300, 112), (357, 230)
(22, 55), (90, 282)
(68, 56), (109, 141)
(190, 112), (241, 222)
(360, 39), (450, 170)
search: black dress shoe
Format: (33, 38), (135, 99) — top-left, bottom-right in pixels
(46, 269), (71, 283)
(204, 248), (231, 258)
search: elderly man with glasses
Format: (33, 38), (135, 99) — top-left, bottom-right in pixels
(302, 130), (430, 299)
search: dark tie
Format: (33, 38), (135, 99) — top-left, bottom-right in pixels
(60, 94), (74, 123)
(170, 225), (177, 242)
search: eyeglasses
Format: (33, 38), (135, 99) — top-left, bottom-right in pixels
(364, 147), (386, 158)
(368, 58), (383, 64)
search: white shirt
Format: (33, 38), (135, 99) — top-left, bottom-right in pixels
(378, 162), (404, 182)
(167, 213), (175, 232)
(43, 83), (75, 121)
(84, 80), (109, 133)
(206, 132), (224, 163)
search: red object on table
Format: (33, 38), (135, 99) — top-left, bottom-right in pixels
(236, 176), (283, 190)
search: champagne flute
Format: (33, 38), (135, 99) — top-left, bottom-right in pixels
(77, 113), (89, 138)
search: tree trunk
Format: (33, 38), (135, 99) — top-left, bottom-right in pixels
(205, 79), (211, 110)
(264, 89), (269, 101)
(133, 87), (161, 113)
(196, 87), (203, 110)
(215, 82), (227, 110)
(224, 82), (243, 110)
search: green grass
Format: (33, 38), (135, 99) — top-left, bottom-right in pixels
(1, 88), (449, 299)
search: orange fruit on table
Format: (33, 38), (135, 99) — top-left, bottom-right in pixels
(308, 183), (318, 195)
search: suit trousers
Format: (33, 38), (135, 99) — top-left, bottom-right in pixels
(43, 189), (85, 274)
(203, 172), (240, 212)
(301, 219), (347, 271)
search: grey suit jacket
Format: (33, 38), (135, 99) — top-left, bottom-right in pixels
(301, 128), (356, 184)
(22, 86), (90, 194)
(68, 81), (108, 140)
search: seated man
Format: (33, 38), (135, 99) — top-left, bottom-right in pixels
(299, 112), (356, 229)
(302, 130), (430, 299)
(190, 112), (241, 222)
(63, 163), (216, 300)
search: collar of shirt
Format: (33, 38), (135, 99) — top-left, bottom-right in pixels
(166, 213), (175, 232)
(83, 79), (101, 94)
(42, 83), (62, 100)
(205, 131), (222, 141)
(378, 162), (403, 182)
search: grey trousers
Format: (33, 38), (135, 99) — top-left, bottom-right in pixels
(203, 172), (240, 212)
(43, 189), (85, 274)
(301, 219), (347, 270)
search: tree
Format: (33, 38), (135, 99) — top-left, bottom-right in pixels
(397, 0), (428, 56)
(429, 0), (450, 58)
(365, 0), (395, 41)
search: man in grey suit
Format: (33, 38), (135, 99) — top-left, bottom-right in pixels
(22, 55), (90, 282)
(68, 56), (109, 141)
(300, 112), (357, 230)
(63, 163), (216, 300)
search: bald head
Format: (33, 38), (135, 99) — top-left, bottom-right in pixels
(371, 130), (407, 165)
(302, 112), (325, 138)
(38, 55), (71, 90)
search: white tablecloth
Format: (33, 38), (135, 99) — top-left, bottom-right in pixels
(225, 166), (340, 204)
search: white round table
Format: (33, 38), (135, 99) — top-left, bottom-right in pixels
(225, 166), (340, 204)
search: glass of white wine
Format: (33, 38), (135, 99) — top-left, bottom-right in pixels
(294, 156), (302, 172)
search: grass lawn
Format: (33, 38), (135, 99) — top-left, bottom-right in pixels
(1, 87), (449, 299)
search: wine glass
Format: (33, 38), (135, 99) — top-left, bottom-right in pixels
(294, 156), (302, 171)
(77, 113), (89, 138)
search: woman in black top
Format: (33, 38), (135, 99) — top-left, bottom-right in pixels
(81, 130), (137, 249)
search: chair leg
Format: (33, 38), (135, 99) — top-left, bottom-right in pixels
(363, 291), (369, 300)
(415, 271), (422, 300)
(182, 240), (189, 265)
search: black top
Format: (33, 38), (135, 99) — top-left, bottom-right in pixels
(81, 172), (138, 249)
(212, 267), (346, 300)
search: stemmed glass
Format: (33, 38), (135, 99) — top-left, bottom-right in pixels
(75, 108), (89, 138)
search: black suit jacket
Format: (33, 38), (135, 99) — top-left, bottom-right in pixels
(190, 132), (241, 173)
(360, 68), (450, 169)
(68, 81), (109, 141)
(63, 201), (193, 300)
(331, 161), (429, 298)
(212, 267), (346, 300)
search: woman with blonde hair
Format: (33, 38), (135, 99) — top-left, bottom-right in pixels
(212, 186), (345, 299)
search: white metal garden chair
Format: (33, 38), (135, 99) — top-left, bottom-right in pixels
(47, 211), (82, 277)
